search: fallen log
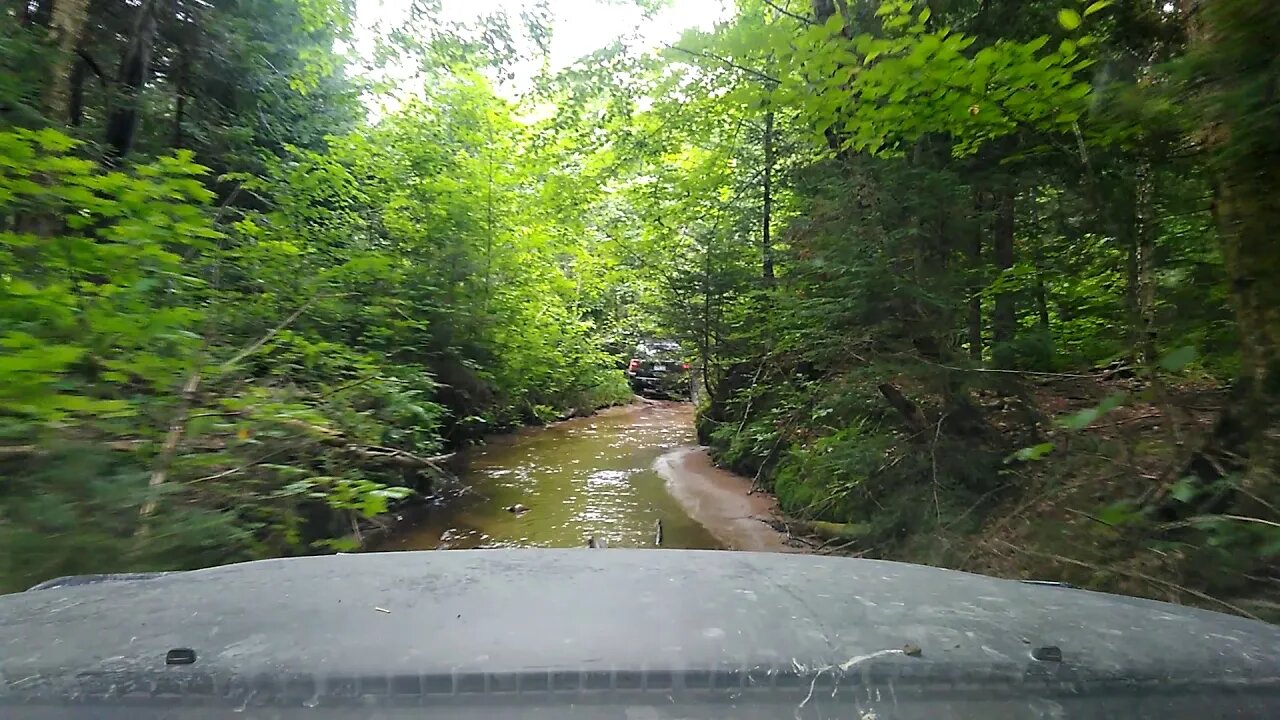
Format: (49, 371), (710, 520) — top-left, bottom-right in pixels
(791, 520), (869, 541)
(340, 446), (455, 471)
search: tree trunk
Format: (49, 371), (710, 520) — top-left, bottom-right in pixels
(68, 50), (86, 126)
(1215, 178), (1280, 483)
(1034, 271), (1050, 331)
(1028, 189), (1050, 333)
(762, 109), (775, 282)
(968, 190), (985, 361)
(43, 0), (90, 123)
(1176, 0), (1280, 500)
(171, 49), (187, 148)
(105, 0), (161, 161)
(1124, 182), (1140, 366)
(991, 186), (1016, 368)
(1135, 156), (1159, 370)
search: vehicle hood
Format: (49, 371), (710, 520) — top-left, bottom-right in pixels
(1, 550), (1277, 711)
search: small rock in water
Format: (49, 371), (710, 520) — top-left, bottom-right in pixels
(505, 504), (530, 514)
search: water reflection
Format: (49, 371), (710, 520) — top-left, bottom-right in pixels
(375, 401), (722, 551)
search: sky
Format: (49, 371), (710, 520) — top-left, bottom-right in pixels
(354, 0), (728, 94)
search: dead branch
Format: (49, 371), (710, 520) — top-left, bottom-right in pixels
(817, 538), (865, 556)
(0, 439), (146, 455)
(930, 412), (948, 525)
(1063, 506), (1120, 530)
(990, 539), (1260, 621)
(734, 364), (767, 438)
(342, 446), (454, 470)
(1095, 409), (1167, 425)
(1162, 514), (1280, 531)
(139, 369), (202, 520)
(218, 296), (318, 373)
(878, 382), (927, 433)
(941, 483), (1012, 532)
(918, 358), (1112, 380)
(666, 45), (782, 84)
(315, 373), (381, 400)
(762, 0), (816, 24)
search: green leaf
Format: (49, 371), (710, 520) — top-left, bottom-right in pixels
(1058, 392), (1127, 430)
(1170, 477), (1199, 504)
(1084, 0), (1111, 16)
(1058, 9), (1082, 30)
(1008, 442), (1056, 463)
(1096, 502), (1139, 527)
(1159, 346), (1197, 372)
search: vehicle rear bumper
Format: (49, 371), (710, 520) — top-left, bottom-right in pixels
(627, 373), (689, 394)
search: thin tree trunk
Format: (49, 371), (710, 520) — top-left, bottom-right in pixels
(700, 231), (713, 399)
(992, 186), (1016, 368)
(171, 49), (186, 148)
(762, 109), (775, 282)
(484, 117), (494, 308)
(1034, 272), (1050, 331)
(1124, 181), (1140, 366)
(68, 50), (87, 126)
(968, 190), (985, 361)
(1028, 189), (1050, 333)
(105, 0), (161, 161)
(1135, 156), (1158, 370)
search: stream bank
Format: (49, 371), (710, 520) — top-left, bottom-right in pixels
(656, 447), (797, 553)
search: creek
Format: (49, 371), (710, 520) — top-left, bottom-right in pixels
(378, 401), (722, 550)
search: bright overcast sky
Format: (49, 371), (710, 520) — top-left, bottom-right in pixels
(355, 0), (728, 89)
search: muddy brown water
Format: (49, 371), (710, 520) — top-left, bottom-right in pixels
(376, 401), (728, 551)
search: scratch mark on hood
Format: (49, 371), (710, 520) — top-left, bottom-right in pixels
(795, 649), (905, 719)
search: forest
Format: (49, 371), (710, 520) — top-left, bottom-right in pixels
(2, 0), (1278, 619)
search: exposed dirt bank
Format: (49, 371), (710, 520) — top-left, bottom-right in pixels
(656, 446), (798, 553)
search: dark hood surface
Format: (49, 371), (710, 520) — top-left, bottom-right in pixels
(1, 549), (1277, 718)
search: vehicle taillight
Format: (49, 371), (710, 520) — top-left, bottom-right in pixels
(628, 359), (640, 371)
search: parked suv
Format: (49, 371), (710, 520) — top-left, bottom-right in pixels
(626, 340), (690, 397)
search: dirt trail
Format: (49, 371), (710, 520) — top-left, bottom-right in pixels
(656, 446), (797, 553)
